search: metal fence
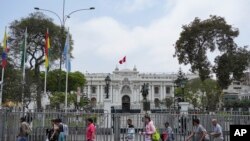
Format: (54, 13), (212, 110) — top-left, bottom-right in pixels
(1, 110), (250, 141)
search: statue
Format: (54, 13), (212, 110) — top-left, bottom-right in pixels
(141, 83), (150, 111)
(141, 83), (149, 100)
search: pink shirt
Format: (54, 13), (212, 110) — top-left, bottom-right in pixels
(145, 121), (156, 139)
(86, 123), (96, 140)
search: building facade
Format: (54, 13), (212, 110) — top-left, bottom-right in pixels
(223, 81), (250, 102)
(84, 67), (197, 113)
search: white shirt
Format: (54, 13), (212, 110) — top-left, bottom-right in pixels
(213, 124), (223, 140)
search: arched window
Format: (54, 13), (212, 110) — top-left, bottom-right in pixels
(154, 86), (159, 94)
(91, 97), (97, 107)
(154, 98), (160, 108)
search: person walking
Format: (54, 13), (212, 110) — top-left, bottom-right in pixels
(46, 119), (58, 141)
(25, 111), (33, 129)
(126, 119), (135, 141)
(86, 118), (96, 141)
(162, 122), (175, 141)
(54, 119), (65, 141)
(210, 119), (223, 141)
(139, 115), (156, 141)
(186, 119), (207, 141)
(17, 117), (30, 141)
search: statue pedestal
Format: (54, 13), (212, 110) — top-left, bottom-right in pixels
(179, 102), (189, 115)
(103, 99), (112, 128)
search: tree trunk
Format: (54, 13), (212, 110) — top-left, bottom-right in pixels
(34, 64), (42, 110)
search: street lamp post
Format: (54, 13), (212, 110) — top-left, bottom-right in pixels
(180, 81), (185, 102)
(104, 75), (111, 99)
(34, 3), (94, 91)
(173, 83), (178, 111)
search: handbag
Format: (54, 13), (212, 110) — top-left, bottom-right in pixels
(204, 134), (210, 141)
(152, 128), (160, 141)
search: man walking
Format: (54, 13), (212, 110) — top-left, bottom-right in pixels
(126, 119), (135, 141)
(210, 119), (223, 141)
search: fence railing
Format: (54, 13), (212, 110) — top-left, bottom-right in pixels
(1, 110), (250, 141)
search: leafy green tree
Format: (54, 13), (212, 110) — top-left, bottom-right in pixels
(49, 92), (89, 109)
(174, 68), (188, 101)
(68, 71), (86, 92)
(213, 47), (250, 88)
(1, 59), (22, 104)
(174, 15), (250, 88)
(163, 97), (173, 108)
(185, 78), (223, 111)
(41, 70), (86, 92)
(0, 50), (32, 108)
(224, 99), (250, 109)
(8, 12), (73, 109)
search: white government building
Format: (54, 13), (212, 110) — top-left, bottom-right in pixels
(84, 66), (197, 113)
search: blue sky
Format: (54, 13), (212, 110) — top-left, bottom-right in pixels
(1, 0), (250, 73)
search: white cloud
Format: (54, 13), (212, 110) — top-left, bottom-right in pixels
(69, 0), (250, 73)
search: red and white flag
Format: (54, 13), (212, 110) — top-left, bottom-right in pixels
(119, 56), (126, 64)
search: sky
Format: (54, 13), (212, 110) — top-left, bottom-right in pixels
(1, 0), (250, 74)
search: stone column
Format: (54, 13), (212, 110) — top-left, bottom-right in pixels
(87, 85), (91, 98)
(151, 85), (154, 104)
(110, 85), (113, 102)
(100, 85), (103, 103)
(160, 85), (163, 100)
(97, 85), (100, 103)
(115, 88), (118, 104)
(138, 86), (141, 102)
(133, 86), (136, 103)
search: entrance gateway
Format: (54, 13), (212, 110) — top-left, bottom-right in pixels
(122, 95), (130, 112)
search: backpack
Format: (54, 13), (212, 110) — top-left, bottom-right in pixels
(170, 130), (175, 140)
(168, 127), (175, 140)
(62, 123), (69, 136)
(152, 128), (160, 141)
(23, 122), (32, 135)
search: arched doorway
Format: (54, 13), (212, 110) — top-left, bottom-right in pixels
(122, 95), (130, 112)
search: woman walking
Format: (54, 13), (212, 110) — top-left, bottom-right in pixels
(140, 115), (156, 141)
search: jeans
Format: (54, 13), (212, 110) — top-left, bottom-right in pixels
(58, 132), (65, 141)
(17, 136), (28, 141)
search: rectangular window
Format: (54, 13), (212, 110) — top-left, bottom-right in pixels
(91, 86), (96, 94)
(154, 86), (159, 94)
(233, 82), (240, 85)
(166, 87), (170, 94)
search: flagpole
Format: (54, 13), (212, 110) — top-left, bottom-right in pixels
(64, 29), (69, 113)
(44, 69), (47, 96)
(0, 68), (5, 108)
(65, 66), (68, 113)
(44, 28), (49, 99)
(21, 28), (27, 114)
(0, 27), (7, 108)
(42, 68), (47, 127)
(125, 55), (127, 69)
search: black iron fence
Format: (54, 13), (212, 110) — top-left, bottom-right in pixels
(0, 109), (250, 141)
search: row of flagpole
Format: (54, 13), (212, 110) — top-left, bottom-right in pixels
(0, 27), (71, 112)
